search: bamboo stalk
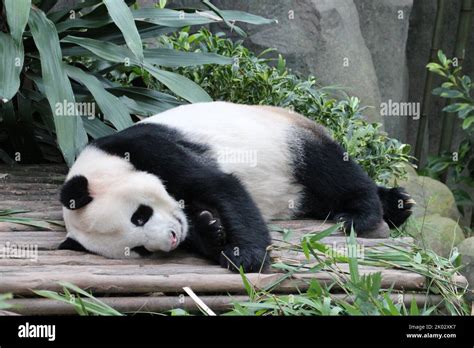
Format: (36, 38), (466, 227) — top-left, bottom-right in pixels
(415, 0), (447, 165)
(5, 293), (445, 316)
(437, 0), (473, 181)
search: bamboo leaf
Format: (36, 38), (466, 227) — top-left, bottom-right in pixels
(0, 33), (23, 102)
(4, 0), (31, 43)
(65, 64), (133, 130)
(347, 227), (360, 283)
(103, 0), (143, 61)
(28, 8), (88, 166)
(409, 297), (419, 315)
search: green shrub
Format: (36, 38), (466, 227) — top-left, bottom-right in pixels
(157, 29), (412, 185)
(0, 0), (272, 165)
(423, 51), (473, 220)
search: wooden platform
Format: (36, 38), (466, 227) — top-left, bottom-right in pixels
(0, 165), (468, 315)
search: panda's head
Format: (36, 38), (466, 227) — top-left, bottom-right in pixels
(58, 146), (188, 258)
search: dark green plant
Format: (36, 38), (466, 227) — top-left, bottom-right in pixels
(437, 0), (473, 162)
(423, 51), (473, 221)
(155, 29), (412, 185)
(0, 0), (273, 165)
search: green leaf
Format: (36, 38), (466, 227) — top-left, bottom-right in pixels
(308, 223), (341, 242)
(55, 18), (113, 33)
(414, 252), (422, 264)
(63, 36), (211, 102)
(347, 227), (360, 283)
(4, 0), (31, 43)
(28, 8), (88, 166)
(202, 0), (246, 37)
(462, 115), (474, 130)
(0, 33), (23, 102)
(442, 103), (468, 113)
(144, 48), (232, 67)
(132, 8), (275, 27)
(143, 63), (212, 103)
(103, 0), (144, 61)
(64, 64), (133, 130)
(437, 50), (447, 67)
(439, 90), (464, 98)
(62, 35), (136, 63)
(409, 297), (419, 315)
(107, 86), (180, 115)
(238, 266), (255, 300)
(82, 116), (116, 138)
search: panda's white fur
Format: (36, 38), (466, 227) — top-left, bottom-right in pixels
(140, 102), (308, 219)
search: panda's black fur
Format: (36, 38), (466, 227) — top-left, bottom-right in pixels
(59, 103), (414, 272)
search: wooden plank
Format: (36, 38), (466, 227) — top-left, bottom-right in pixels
(5, 293), (444, 315)
(0, 231), (413, 248)
(0, 266), (433, 295)
(0, 250), (214, 266)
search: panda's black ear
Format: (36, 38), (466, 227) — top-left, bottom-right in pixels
(60, 175), (93, 210)
(58, 237), (88, 252)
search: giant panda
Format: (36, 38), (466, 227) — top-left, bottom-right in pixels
(59, 101), (414, 272)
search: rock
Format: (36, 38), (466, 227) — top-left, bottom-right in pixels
(458, 237), (474, 258)
(355, 0), (413, 141)
(457, 237), (474, 293)
(396, 175), (460, 221)
(404, 214), (464, 258)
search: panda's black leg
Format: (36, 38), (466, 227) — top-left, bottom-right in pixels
(294, 137), (383, 236)
(184, 172), (271, 273)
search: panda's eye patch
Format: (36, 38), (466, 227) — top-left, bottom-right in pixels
(131, 205), (153, 227)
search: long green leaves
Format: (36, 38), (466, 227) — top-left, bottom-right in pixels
(28, 8), (88, 165)
(131, 8), (275, 27)
(65, 65), (133, 130)
(144, 48), (232, 67)
(103, 0), (144, 61)
(1, 0), (30, 103)
(62, 35), (211, 103)
(4, 0), (31, 42)
(143, 64), (211, 103)
(0, 33), (23, 103)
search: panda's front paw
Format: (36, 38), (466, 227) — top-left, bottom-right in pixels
(219, 245), (269, 273)
(196, 210), (226, 247)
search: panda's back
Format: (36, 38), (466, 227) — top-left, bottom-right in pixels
(140, 102), (327, 219)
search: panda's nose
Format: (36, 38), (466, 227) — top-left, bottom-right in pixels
(169, 229), (178, 248)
